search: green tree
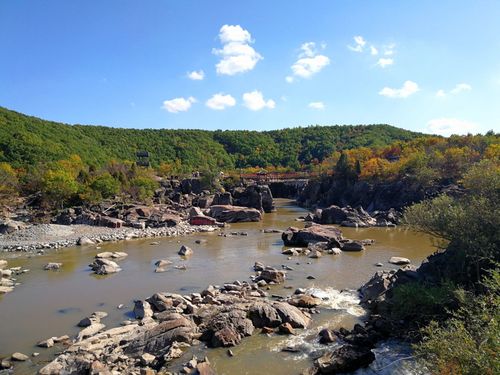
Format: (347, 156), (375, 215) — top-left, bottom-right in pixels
(0, 162), (18, 202)
(129, 176), (158, 202)
(42, 169), (79, 207)
(90, 172), (121, 199)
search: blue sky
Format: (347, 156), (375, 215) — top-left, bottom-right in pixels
(1, 0), (499, 135)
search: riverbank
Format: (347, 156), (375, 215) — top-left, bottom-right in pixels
(0, 222), (218, 252)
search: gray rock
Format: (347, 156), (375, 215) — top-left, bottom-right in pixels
(37, 338), (54, 348)
(155, 259), (173, 268)
(89, 258), (121, 275)
(282, 225), (342, 247)
(43, 262), (62, 271)
(208, 205), (262, 223)
(11, 352), (29, 361)
(134, 300), (154, 320)
(178, 245), (193, 257)
(341, 241), (365, 252)
(77, 323), (106, 341)
(389, 257), (411, 265)
(77, 236), (95, 246)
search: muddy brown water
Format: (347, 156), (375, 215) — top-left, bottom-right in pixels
(0, 200), (435, 374)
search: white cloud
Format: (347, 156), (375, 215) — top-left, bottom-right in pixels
(370, 45), (378, 55)
(450, 83), (472, 95)
(292, 55), (330, 78)
(242, 90), (275, 111)
(308, 101), (325, 110)
(218, 24), (251, 44)
(187, 70), (205, 80)
(383, 43), (396, 55)
(376, 57), (394, 68)
(162, 97), (196, 113)
(435, 83), (472, 97)
(300, 42), (317, 57)
(379, 81), (419, 98)
(348, 35), (366, 52)
(205, 93), (236, 110)
(427, 118), (478, 136)
(289, 42), (330, 80)
(212, 24), (262, 75)
(436, 89), (446, 98)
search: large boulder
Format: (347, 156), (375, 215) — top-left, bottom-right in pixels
(247, 301), (310, 329)
(289, 294), (321, 308)
(258, 268), (286, 284)
(320, 205), (376, 228)
(320, 205), (348, 224)
(212, 192), (233, 206)
(200, 308), (255, 348)
(389, 256), (411, 265)
(178, 245), (193, 257)
(180, 178), (204, 195)
(232, 185), (275, 213)
(125, 316), (197, 356)
(197, 195), (214, 208)
(208, 205), (262, 223)
(99, 216), (124, 228)
(89, 258), (122, 275)
(340, 241), (365, 252)
(188, 207), (205, 218)
(314, 344), (375, 374)
(0, 220), (27, 234)
(282, 225), (342, 247)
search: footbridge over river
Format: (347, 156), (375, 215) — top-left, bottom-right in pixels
(237, 172), (315, 198)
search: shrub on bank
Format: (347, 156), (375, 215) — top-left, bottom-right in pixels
(388, 281), (458, 323)
(415, 269), (500, 375)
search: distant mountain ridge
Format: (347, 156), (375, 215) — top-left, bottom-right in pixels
(0, 107), (424, 170)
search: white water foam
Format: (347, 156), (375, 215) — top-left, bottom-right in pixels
(305, 287), (366, 317)
(270, 326), (338, 361)
(353, 340), (429, 375)
(270, 287), (367, 360)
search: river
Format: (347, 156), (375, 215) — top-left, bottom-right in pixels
(0, 200), (435, 374)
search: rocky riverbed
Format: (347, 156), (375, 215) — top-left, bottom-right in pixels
(37, 278), (314, 374)
(0, 200), (435, 374)
(0, 222), (218, 252)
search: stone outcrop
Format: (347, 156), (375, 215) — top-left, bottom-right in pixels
(208, 205), (262, 223)
(298, 177), (462, 212)
(40, 280), (312, 374)
(311, 344), (376, 374)
(318, 205), (380, 228)
(282, 225), (342, 247)
(212, 192), (233, 206)
(232, 185), (275, 213)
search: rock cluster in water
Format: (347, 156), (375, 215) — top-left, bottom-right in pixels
(0, 259), (29, 295)
(39, 279), (314, 374)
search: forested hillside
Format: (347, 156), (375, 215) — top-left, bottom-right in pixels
(0, 107), (420, 170)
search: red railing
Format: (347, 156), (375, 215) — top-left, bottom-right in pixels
(230, 171), (331, 181)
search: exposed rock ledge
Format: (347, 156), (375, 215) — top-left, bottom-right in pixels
(40, 282), (312, 374)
